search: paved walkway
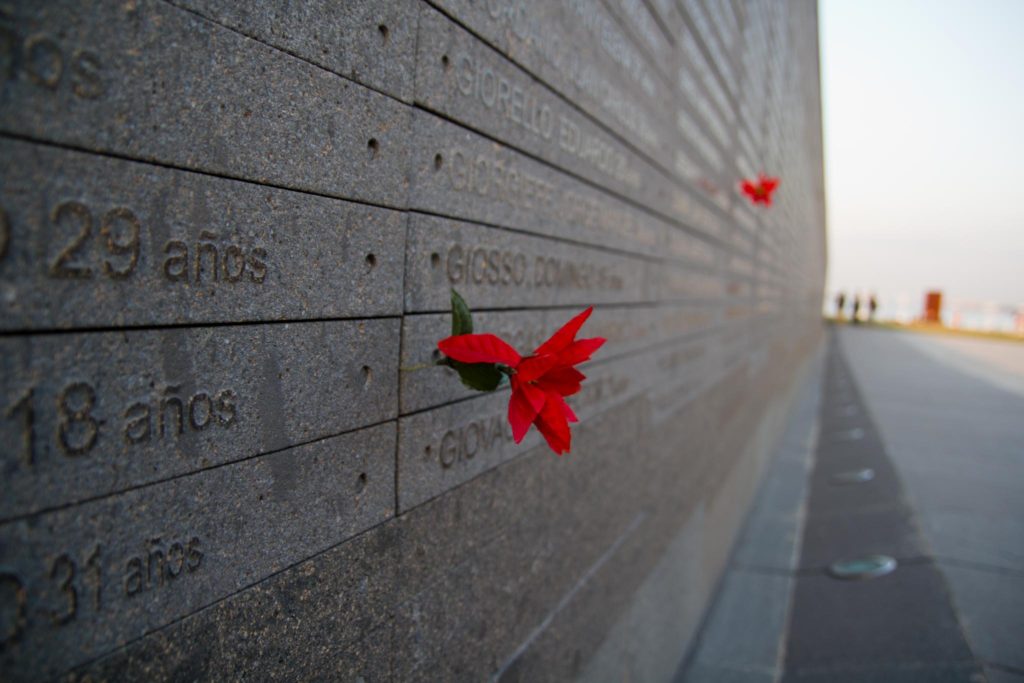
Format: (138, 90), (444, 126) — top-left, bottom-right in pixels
(679, 326), (1024, 683)
(839, 326), (1024, 682)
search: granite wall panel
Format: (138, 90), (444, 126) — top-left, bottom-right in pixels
(0, 422), (396, 679)
(0, 139), (405, 330)
(67, 525), (400, 682)
(0, 0), (826, 678)
(397, 320), (751, 512)
(167, 0), (420, 102)
(0, 0), (411, 207)
(414, 4), (686, 220)
(428, 0), (681, 170)
(399, 303), (720, 414)
(0, 319), (398, 519)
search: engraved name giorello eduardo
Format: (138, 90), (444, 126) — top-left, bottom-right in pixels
(450, 51), (639, 189)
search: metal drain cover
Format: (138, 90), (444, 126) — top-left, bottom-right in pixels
(830, 468), (876, 485)
(828, 555), (897, 580)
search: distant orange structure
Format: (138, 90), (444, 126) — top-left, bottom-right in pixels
(924, 291), (943, 323)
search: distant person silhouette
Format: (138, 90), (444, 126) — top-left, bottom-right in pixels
(851, 295), (861, 324)
(869, 294), (878, 322)
(835, 292), (846, 319)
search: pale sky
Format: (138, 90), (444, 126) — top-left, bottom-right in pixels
(820, 0), (1024, 321)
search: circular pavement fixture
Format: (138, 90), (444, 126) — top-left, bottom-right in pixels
(830, 468), (875, 485)
(828, 555), (897, 580)
(835, 427), (865, 441)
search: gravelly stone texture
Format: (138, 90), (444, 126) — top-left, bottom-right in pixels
(170, 0), (419, 101)
(414, 4), (688, 221)
(428, 0), (687, 177)
(0, 422), (396, 680)
(408, 109), (734, 257)
(66, 526), (401, 682)
(0, 0), (411, 207)
(0, 138), (405, 330)
(0, 319), (398, 519)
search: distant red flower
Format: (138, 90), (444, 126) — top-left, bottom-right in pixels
(740, 174), (780, 206)
(438, 307), (605, 455)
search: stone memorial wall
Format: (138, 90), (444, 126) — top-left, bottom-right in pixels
(0, 0), (825, 679)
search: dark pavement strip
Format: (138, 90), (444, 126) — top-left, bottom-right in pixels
(782, 332), (983, 682)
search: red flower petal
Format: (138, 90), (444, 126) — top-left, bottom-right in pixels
(555, 337), (606, 367)
(533, 393), (572, 454)
(508, 386), (539, 443)
(516, 378), (547, 414)
(438, 333), (521, 366)
(534, 307), (594, 356)
(560, 396), (579, 423)
(535, 366), (586, 396)
(516, 354), (561, 383)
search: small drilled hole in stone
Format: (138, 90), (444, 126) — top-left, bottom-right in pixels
(430, 252), (441, 267)
(356, 472), (368, 493)
(378, 24), (389, 43)
(365, 253), (377, 268)
(433, 153), (443, 170)
(362, 365), (372, 386)
(367, 138), (379, 157)
(441, 54), (450, 69)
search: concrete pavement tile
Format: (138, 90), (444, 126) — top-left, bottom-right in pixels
(925, 511), (1024, 572)
(897, 467), (1024, 517)
(732, 509), (804, 571)
(690, 568), (791, 670)
(939, 564), (1024, 671)
(882, 431), (1024, 490)
(783, 661), (983, 683)
(683, 662), (774, 683)
(730, 443), (813, 572)
(756, 460), (812, 518)
(984, 666), (1024, 683)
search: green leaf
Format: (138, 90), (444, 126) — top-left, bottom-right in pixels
(445, 290), (502, 391)
(453, 361), (503, 391)
(451, 289), (473, 336)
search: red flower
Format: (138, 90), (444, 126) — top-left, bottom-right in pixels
(437, 307), (606, 455)
(740, 174), (780, 206)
